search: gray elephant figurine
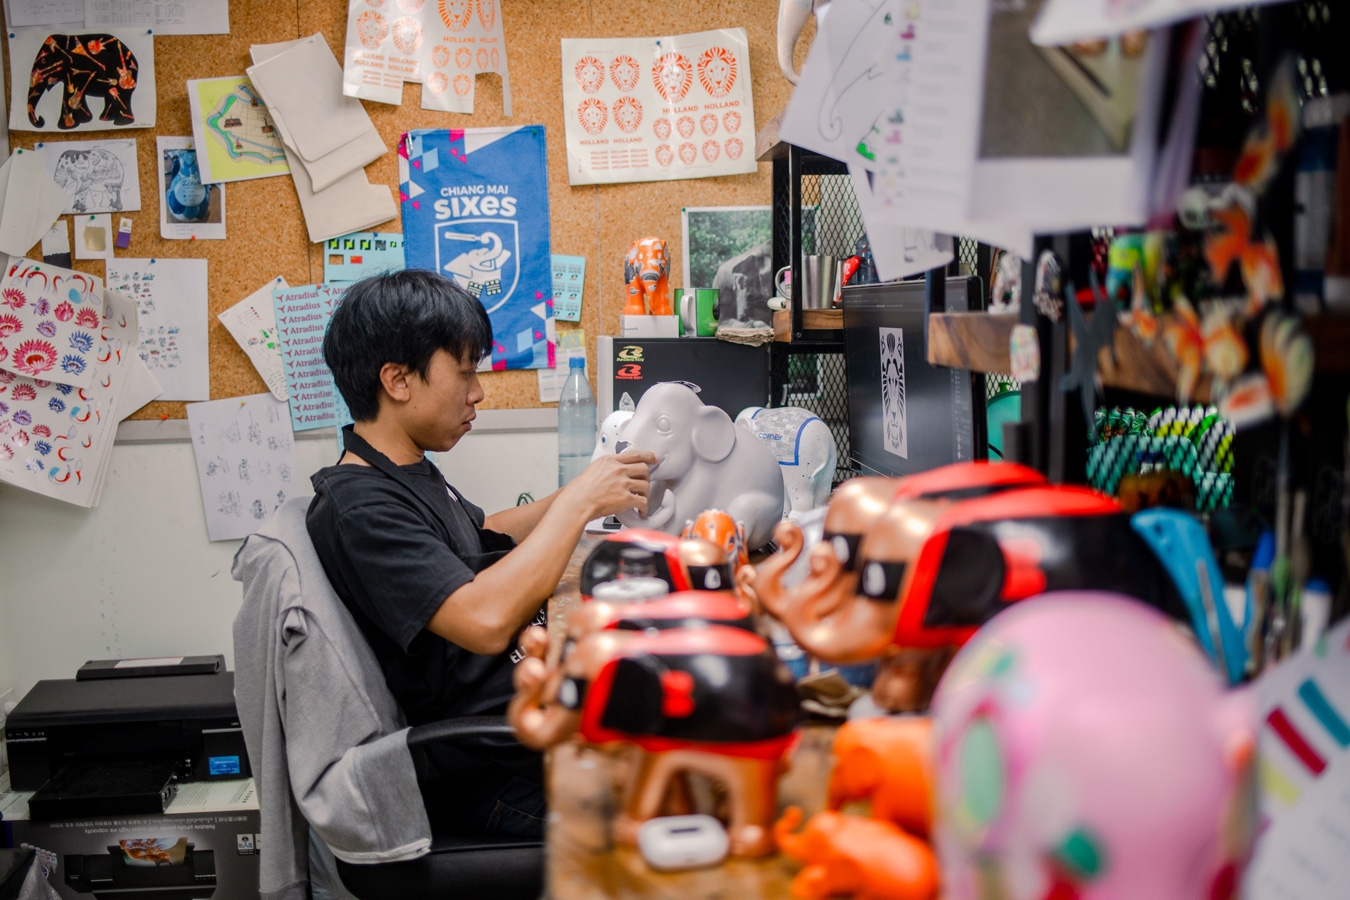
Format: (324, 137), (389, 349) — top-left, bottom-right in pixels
(736, 406), (838, 519)
(28, 34), (140, 129)
(615, 383), (785, 550)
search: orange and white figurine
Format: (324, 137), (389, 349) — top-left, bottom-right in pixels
(625, 236), (673, 316)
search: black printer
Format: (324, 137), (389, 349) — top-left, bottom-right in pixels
(4, 669), (250, 820)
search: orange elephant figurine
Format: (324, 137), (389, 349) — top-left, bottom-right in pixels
(625, 236), (673, 315)
(827, 717), (932, 837)
(774, 807), (939, 900)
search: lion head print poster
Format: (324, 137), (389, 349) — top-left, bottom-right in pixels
(9, 27), (157, 133)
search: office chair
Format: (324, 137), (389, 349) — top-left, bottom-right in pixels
(232, 499), (544, 900)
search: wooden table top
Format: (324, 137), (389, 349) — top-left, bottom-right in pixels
(545, 725), (835, 900)
(544, 535), (836, 900)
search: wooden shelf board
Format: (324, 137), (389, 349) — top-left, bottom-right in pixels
(773, 308), (844, 341)
(928, 311), (1214, 403)
(927, 312), (1016, 374)
(755, 110), (788, 161)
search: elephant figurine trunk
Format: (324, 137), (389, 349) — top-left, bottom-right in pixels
(614, 382), (785, 549)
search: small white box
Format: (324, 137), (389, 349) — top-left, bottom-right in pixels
(620, 315), (679, 338)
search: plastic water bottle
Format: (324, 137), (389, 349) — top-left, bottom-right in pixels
(558, 356), (596, 487)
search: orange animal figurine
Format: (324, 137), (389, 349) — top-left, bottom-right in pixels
(625, 236), (673, 315)
(827, 717), (932, 837)
(683, 508), (750, 573)
(774, 807), (939, 900)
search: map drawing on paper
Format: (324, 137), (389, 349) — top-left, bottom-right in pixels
(187, 76), (291, 183)
(207, 83), (285, 166)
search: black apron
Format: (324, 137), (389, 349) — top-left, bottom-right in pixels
(338, 427), (543, 795)
(340, 426), (518, 572)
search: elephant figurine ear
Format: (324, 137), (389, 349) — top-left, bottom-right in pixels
(599, 656), (666, 735)
(692, 405), (736, 463)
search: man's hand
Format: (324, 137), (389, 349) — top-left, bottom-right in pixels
(563, 449), (656, 520)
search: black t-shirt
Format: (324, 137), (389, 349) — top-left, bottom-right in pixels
(305, 434), (545, 789)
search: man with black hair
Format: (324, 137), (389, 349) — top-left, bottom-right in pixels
(306, 270), (654, 838)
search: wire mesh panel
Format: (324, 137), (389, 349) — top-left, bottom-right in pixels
(957, 237), (980, 274)
(986, 373), (1019, 400)
(1087, 405), (1235, 513)
(772, 350), (853, 487)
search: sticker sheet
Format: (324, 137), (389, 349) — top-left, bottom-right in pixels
(0, 286), (137, 507)
(400, 126), (553, 370)
(342, 0), (512, 116)
(106, 257), (209, 401)
(272, 282), (352, 431)
(0, 259), (104, 388)
(186, 76), (290, 184)
(536, 326), (584, 404)
(36, 138), (142, 214)
(217, 276), (289, 402)
(560, 28), (756, 186)
(186, 392), (300, 541)
(323, 231), (405, 283)
(551, 254), (585, 322)
(8, 26), (156, 132)
(156, 136), (226, 240)
(1246, 619), (1350, 900)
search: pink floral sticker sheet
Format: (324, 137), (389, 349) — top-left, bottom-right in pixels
(0, 259), (105, 389)
(0, 287), (137, 507)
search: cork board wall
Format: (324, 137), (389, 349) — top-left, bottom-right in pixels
(4, 0), (812, 418)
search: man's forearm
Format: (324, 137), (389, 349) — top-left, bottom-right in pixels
(427, 492), (589, 654)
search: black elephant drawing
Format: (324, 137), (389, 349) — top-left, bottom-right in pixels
(28, 34), (140, 130)
(711, 240), (773, 327)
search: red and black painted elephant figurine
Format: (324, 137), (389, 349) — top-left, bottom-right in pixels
(510, 623), (800, 855)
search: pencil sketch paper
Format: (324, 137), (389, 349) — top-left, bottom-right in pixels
(778, 0), (897, 171)
(36, 138), (141, 214)
(218, 276), (289, 402)
(848, 163), (952, 282)
(107, 257), (209, 400)
(186, 392), (300, 541)
(0, 258), (103, 389)
(0, 285), (137, 507)
(866, 0), (991, 232)
(157, 136), (226, 240)
(8, 26), (157, 133)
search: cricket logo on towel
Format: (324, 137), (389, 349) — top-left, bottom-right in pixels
(400, 126), (554, 370)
